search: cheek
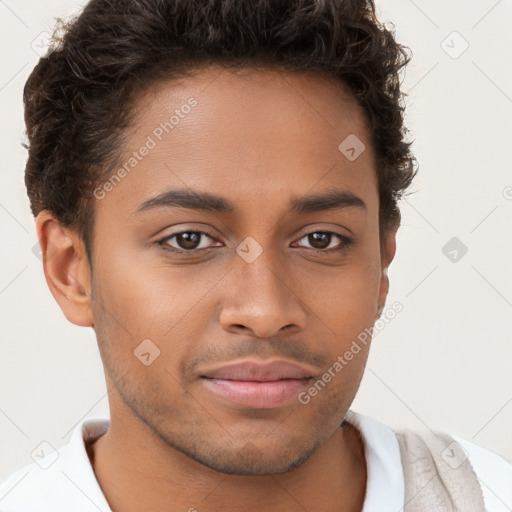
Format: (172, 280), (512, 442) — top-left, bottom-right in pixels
(91, 242), (222, 369)
(94, 233), (212, 316)
(293, 252), (382, 347)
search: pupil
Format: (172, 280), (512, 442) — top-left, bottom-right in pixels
(178, 232), (200, 249)
(309, 232), (330, 249)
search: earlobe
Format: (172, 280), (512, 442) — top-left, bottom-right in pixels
(35, 211), (94, 327)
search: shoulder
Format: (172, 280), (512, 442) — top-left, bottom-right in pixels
(0, 418), (111, 512)
(346, 411), (512, 512)
(0, 445), (78, 511)
(397, 427), (512, 511)
(454, 435), (512, 512)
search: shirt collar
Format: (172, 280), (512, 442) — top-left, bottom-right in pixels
(62, 417), (112, 511)
(345, 410), (405, 512)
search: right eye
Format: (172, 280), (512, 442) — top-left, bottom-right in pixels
(157, 230), (222, 253)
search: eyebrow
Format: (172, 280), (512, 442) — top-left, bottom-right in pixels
(135, 188), (366, 215)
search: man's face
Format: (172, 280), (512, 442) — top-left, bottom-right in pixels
(88, 65), (392, 475)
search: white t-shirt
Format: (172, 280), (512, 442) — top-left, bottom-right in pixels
(0, 411), (510, 511)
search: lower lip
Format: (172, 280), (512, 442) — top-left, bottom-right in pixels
(201, 377), (311, 408)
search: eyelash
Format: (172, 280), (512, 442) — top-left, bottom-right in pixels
(156, 229), (353, 255)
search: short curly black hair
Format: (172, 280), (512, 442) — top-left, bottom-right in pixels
(23, 0), (417, 264)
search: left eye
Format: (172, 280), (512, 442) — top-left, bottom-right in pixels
(292, 231), (350, 251)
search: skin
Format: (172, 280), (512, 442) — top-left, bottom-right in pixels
(37, 65), (397, 512)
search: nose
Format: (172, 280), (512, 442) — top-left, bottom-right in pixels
(219, 251), (307, 338)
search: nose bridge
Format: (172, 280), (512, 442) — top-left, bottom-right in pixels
(234, 242), (293, 308)
(220, 241), (306, 336)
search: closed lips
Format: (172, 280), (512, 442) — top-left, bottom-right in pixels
(200, 360), (314, 382)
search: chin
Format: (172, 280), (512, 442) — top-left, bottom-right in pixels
(179, 437), (321, 476)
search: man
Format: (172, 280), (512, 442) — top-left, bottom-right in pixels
(1, 0), (510, 511)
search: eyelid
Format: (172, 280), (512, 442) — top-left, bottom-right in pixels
(293, 224), (353, 242)
(155, 223), (219, 240)
(297, 229), (350, 240)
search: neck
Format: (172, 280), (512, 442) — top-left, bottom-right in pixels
(89, 413), (366, 512)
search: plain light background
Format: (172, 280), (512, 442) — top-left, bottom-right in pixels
(0, 0), (511, 483)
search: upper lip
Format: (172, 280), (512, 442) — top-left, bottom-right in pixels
(200, 359), (314, 381)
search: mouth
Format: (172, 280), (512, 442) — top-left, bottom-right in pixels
(199, 359), (314, 408)
(200, 377), (312, 408)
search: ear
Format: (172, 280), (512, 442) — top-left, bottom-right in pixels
(35, 211), (94, 327)
(375, 222), (399, 321)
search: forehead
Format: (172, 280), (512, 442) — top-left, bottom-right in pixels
(97, 65), (377, 217)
